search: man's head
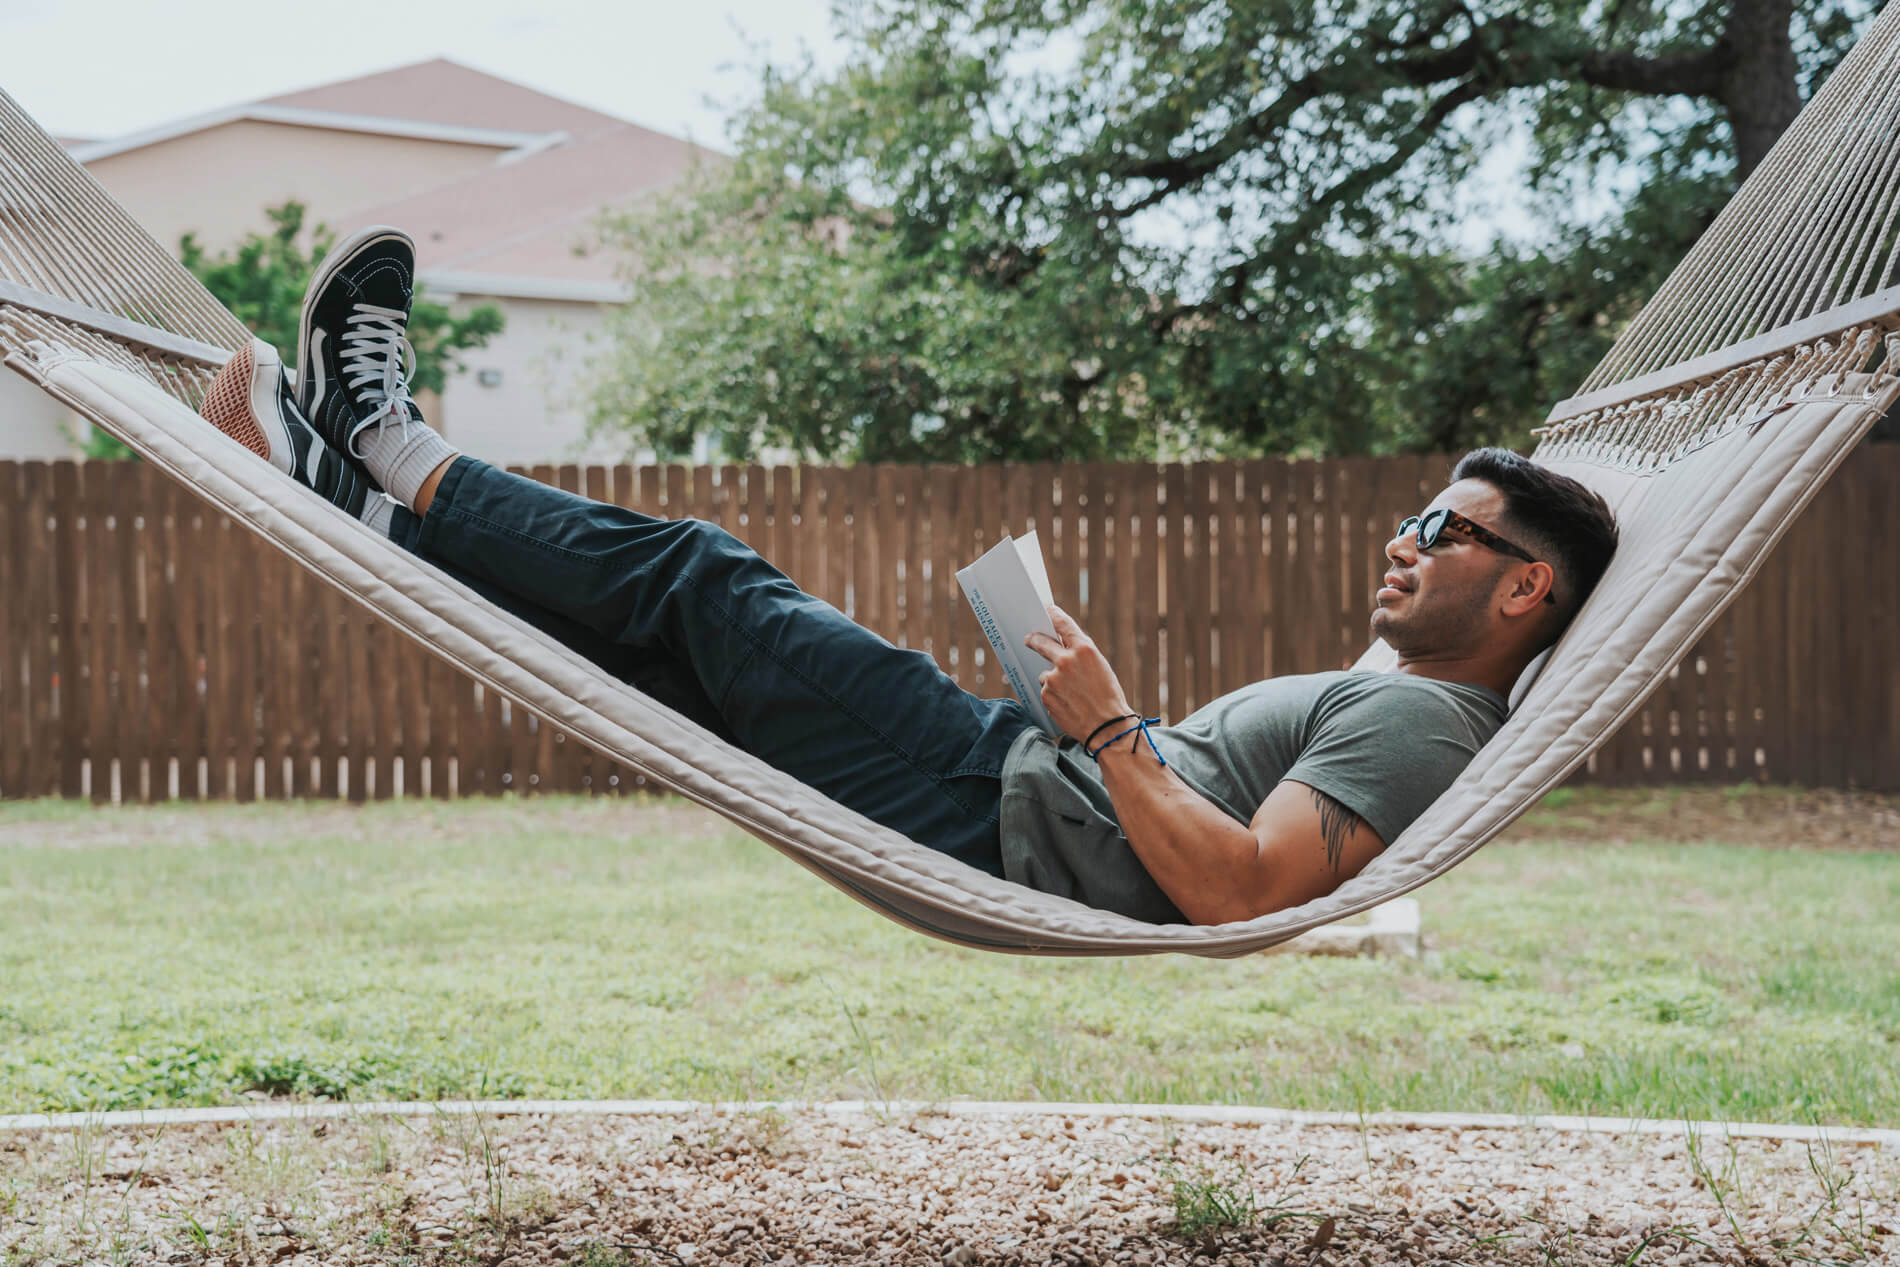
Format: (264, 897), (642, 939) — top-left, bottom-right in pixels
(1371, 448), (1618, 668)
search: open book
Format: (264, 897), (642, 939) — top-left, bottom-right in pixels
(955, 532), (1062, 735)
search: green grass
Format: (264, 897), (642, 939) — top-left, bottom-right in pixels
(1, 794), (1896, 1123)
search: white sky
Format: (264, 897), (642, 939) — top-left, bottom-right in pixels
(0, 0), (1555, 260)
(0, 0), (847, 145)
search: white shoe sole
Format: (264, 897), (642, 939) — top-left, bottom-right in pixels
(199, 338), (299, 477)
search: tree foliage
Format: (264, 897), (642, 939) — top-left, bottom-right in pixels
(181, 201), (504, 397)
(592, 0), (1874, 463)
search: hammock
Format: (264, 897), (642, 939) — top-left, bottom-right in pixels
(5, 7), (1900, 957)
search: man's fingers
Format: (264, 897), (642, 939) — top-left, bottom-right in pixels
(1025, 631), (1059, 659)
(1047, 605), (1081, 637)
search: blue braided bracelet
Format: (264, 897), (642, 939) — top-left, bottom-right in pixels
(1086, 716), (1166, 766)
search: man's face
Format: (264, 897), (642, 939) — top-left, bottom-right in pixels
(1370, 479), (1520, 656)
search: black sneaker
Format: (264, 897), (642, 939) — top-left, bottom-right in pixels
(200, 337), (380, 517)
(296, 224), (425, 460)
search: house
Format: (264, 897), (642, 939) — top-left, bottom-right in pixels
(1, 59), (709, 463)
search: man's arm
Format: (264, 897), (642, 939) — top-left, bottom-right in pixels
(1026, 606), (1385, 925)
(1096, 744), (1385, 923)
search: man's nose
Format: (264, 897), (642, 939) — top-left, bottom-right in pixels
(1385, 528), (1418, 564)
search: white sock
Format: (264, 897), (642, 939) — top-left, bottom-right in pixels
(359, 492), (396, 537)
(355, 410), (458, 512)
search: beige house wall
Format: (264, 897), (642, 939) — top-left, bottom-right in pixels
(0, 108), (660, 463)
(86, 120), (511, 254)
(435, 295), (623, 467)
(0, 368), (82, 460)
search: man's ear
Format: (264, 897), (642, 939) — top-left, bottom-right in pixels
(1502, 561), (1555, 615)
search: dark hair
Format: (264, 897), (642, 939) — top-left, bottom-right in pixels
(1450, 447), (1618, 628)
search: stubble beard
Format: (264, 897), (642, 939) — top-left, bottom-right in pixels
(1371, 588), (1491, 660)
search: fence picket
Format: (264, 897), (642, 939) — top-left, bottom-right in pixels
(1105, 464), (1137, 707)
(1186, 465), (1212, 712)
(1882, 448), (1900, 782)
(22, 465), (56, 797)
(82, 463), (115, 801)
(897, 466), (921, 650)
(769, 467), (794, 581)
(925, 466), (954, 675)
(234, 516), (263, 801)
(344, 578), (373, 804)
(1214, 464), (1240, 694)
(875, 465), (903, 644)
(1161, 464), (1185, 718)
(951, 464), (974, 674)
(52, 462), (83, 797)
(0, 463), (23, 797)
(849, 465), (876, 632)
(258, 512), (289, 800)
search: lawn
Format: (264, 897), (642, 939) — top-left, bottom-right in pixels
(1, 788), (1896, 1125)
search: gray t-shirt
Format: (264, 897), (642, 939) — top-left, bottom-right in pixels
(998, 671), (1508, 924)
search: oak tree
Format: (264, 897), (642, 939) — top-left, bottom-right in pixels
(594, 0), (1874, 462)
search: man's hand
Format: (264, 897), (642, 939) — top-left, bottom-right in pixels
(1024, 606), (1134, 744)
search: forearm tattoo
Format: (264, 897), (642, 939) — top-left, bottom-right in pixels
(1309, 788), (1363, 872)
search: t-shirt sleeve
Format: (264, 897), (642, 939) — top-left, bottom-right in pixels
(1281, 683), (1490, 846)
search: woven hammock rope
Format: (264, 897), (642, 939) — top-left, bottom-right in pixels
(5, 4), (1900, 955)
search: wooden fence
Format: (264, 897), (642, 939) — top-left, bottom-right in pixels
(2, 451), (1895, 802)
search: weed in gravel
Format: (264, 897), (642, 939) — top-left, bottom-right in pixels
(1167, 1164), (1259, 1239)
(473, 1115), (508, 1235)
(356, 1198), (424, 1258)
(735, 1105), (795, 1157)
(1683, 1124), (1753, 1251)
(168, 1200), (214, 1253)
(220, 1122), (314, 1223)
(361, 1114), (397, 1175)
(442, 1108), (529, 1240)
(93, 1131), (161, 1267)
(1611, 1224), (1705, 1264)
(1766, 1134), (1890, 1263)
(101, 1228), (146, 1267)
(1163, 1154), (1327, 1245)
(59, 1120), (106, 1245)
(574, 1244), (633, 1267)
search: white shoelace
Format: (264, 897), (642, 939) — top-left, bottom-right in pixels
(338, 302), (420, 458)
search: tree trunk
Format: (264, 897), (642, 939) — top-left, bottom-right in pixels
(1722, 0), (1803, 178)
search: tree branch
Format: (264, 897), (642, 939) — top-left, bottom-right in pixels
(1103, 7), (1741, 224)
(1577, 45), (1729, 98)
(1146, 75), (1489, 340)
(1106, 34), (1486, 220)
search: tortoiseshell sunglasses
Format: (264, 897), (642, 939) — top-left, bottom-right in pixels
(1397, 508), (1558, 606)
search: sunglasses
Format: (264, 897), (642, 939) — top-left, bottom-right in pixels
(1397, 508), (1558, 606)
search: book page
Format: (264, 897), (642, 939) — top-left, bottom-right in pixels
(1013, 529), (1054, 607)
(955, 534), (1060, 735)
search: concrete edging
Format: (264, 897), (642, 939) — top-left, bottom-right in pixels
(1, 1098), (1892, 1151)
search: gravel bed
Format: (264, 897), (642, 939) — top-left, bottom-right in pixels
(2, 1107), (1894, 1265)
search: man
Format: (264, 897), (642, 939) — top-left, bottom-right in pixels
(201, 226), (1619, 927)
